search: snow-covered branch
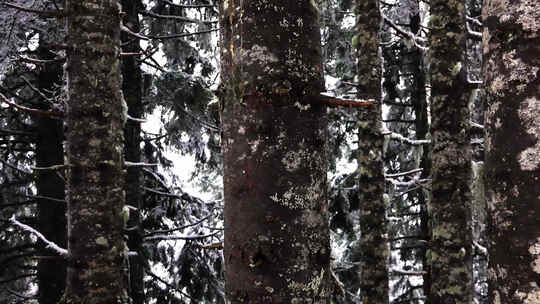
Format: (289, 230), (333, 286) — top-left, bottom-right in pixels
(10, 216), (68, 257)
(386, 176), (430, 187)
(143, 231), (220, 242)
(381, 12), (428, 51)
(382, 129), (431, 145)
(385, 168), (423, 178)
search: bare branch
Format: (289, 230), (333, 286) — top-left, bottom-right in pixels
(120, 24), (148, 41)
(31, 164), (70, 171)
(2, 2), (67, 18)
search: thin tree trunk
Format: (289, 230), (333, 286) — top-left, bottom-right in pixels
(36, 44), (66, 304)
(64, 0), (128, 303)
(483, 1), (540, 303)
(121, 1), (145, 303)
(220, 1), (332, 302)
(355, 0), (388, 303)
(427, 0), (473, 303)
(410, 39), (431, 301)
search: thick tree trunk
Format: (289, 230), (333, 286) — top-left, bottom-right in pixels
(220, 1), (332, 303)
(120, 1), (144, 303)
(428, 1), (473, 303)
(36, 45), (66, 304)
(64, 1), (128, 303)
(483, 1), (540, 303)
(355, 0), (388, 303)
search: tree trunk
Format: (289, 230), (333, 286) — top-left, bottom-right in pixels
(121, 1), (145, 303)
(64, 0), (128, 303)
(410, 35), (431, 301)
(483, 1), (540, 303)
(36, 44), (66, 304)
(428, 1), (473, 303)
(355, 0), (388, 303)
(220, 1), (332, 303)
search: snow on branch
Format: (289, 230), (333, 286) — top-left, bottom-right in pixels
(385, 168), (423, 178)
(0, 93), (63, 119)
(10, 216), (68, 257)
(126, 114), (147, 123)
(380, 12), (428, 51)
(143, 231), (220, 242)
(382, 128), (431, 145)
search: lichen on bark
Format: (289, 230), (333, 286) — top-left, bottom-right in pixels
(220, 0), (332, 303)
(483, 0), (540, 303)
(64, 0), (128, 303)
(428, 0), (473, 303)
(354, 0), (389, 303)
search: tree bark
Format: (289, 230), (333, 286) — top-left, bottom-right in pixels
(428, 0), (473, 303)
(483, 1), (540, 303)
(64, 0), (128, 303)
(355, 0), (389, 303)
(36, 44), (66, 304)
(220, 1), (332, 303)
(121, 1), (145, 303)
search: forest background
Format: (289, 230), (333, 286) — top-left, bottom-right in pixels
(0, 0), (538, 303)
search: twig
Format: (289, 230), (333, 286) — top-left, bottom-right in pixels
(121, 24), (148, 41)
(141, 186), (182, 199)
(10, 215), (68, 257)
(144, 214), (212, 237)
(2, 2), (67, 18)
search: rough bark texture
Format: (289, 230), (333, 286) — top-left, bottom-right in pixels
(36, 45), (66, 304)
(483, 1), (540, 303)
(64, 1), (128, 303)
(355, 0), (388, 303)
(121, 1), (145, 303)
(220, 0), (332, 303)
(428, 1), (473, 303)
